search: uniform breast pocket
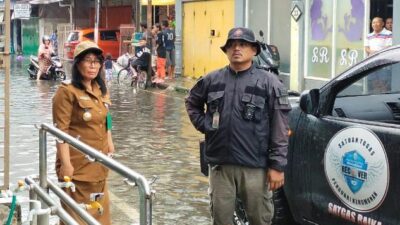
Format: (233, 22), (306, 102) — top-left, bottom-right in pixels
(241, 93), (266, 122)
(77, 99), (95, 122)
(205, 91), (224, 131)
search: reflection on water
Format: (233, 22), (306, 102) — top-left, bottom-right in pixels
(109, 85), (208, 225)
(5, 57), (209, 225)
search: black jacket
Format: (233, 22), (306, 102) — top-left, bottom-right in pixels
(185, 65), (291, 171)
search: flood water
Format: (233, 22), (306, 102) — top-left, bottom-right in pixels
(2, 57), (209, 225)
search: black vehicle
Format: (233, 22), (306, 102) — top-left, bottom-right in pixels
(234, 46), (400, 225)
(27, 54), (66, 81)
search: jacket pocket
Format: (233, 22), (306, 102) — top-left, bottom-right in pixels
(241, 93), (266, 122)
(207, 91), (224, 112)
(205, 91), (224, 132)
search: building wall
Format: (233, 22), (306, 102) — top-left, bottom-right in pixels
(89, 6), (132, 29)
(247, 1), (291, 73)
(182, 0), (234, 78)
(270, 1), (291, 74)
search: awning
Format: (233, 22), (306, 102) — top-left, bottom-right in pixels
(141, 0), (175, 6)
(29, 0), (61, 4)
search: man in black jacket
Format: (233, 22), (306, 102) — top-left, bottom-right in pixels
(185, 27), (291, 225)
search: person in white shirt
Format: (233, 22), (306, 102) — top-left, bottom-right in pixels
(365, 17), (392, 56)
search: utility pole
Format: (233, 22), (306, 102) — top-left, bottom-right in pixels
(146, 0), (152, 88)
(0, 0), (11, 190)
(174, 0), (182, 77)
(135, 0), (141, 30)
(94, 0), (100, 44)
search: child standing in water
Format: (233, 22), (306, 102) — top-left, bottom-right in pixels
(104, 53), (113, 82)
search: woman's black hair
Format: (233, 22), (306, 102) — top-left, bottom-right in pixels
(71, 50), (107, 96)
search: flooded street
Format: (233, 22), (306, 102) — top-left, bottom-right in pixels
(5, 57), (209, 225)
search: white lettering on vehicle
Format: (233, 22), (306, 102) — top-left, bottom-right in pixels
(328, 203), (382, 225)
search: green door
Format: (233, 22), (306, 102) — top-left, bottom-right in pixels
(22, 18), (39, 55)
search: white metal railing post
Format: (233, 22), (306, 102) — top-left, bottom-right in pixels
(38, 128), (49, 224)
(29, 186), (38, 225)
(25, 176), (80, 225)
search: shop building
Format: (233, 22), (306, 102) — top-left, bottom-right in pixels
(176, 0), (399, 91)
(290, 0), (397, 91)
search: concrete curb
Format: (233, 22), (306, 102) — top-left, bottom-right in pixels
(171, 85), (190, 94)
(154, 82), (190, 94)
(112, 61), (192, 94)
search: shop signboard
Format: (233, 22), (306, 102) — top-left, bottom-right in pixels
(14, 3), (30, 19)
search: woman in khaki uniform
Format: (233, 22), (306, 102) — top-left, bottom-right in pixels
(52, 41), (114, 225)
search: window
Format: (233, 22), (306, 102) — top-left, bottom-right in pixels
(338, 63), (400, 97)
(67, 32), (79, 42)
(332, 62), (400, 123)
(83, 32), (94, 40)
(100, 31), (118, 41)
(305, 0), (366, 79)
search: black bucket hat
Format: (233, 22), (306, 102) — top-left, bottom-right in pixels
(220, 27), (261, 55)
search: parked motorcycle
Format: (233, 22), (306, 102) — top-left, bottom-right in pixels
(253, 30), (300, 97)
(27, 54), (66, 81)
(253, 30), (280, 75)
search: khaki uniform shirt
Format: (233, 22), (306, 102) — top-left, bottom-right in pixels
(53, 81), (111, 182)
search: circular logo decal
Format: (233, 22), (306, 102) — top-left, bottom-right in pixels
(324, 127), (389, 212)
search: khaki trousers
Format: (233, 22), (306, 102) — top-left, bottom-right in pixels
(60, 180), (110, 225)
(209, 165), (274, 225)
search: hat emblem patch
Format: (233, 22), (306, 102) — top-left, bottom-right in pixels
(233, 29), (243, 37)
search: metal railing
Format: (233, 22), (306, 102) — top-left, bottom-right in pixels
(25, 176), (83, 225)
(29, 123), (153, 225)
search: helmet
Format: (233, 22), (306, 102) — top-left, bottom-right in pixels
(42, 35), (50, 44)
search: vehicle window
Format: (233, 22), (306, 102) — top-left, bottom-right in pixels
(84, 32), (94, 40)
(332, 62), (400, 124)
(338, 63), (400, 97)
(100, 31), (117, 41)
(67, 32), (79, 42)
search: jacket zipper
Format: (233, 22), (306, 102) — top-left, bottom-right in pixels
(227, 72), (238, 161)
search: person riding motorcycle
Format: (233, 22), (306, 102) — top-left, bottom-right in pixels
(37, 35), (54, 80)
(131, 37), (151, 74)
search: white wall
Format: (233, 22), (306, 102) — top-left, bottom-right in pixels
(247, 0), (291, 73)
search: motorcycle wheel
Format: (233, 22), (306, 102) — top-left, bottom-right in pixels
(272, 188), (297, 225)
(233, 198), (249, 225)
(56, 71), (66, 81)
(137, 70), (147, 89)
(233, 188), (297, 225)
(118, 68), (133, 86)
(28, 65), (38, 80)
(29, 74), (37, 80)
